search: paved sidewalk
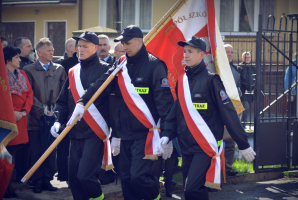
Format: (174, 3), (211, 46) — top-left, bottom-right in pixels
(163, 177), (298, 200)
(4, 171), (298, 200)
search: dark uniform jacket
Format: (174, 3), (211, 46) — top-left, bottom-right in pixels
(240, 61), (255, 102)
(230, 62), (246, 100)
(19, 56), (34, 70)
(79, 45), (174, 140)
(23, 60), (67, 131)
(60, 52), (79, 75)
(105, 54), (116, 65)
(55, 53), (110, 139)
(162, 61), (250, 155)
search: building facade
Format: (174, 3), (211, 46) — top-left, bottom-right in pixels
(1, 0), (297, 59)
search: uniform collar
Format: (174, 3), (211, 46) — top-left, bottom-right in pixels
(185, 60), (206, 79)
(126, 44), (147, 65)
(80, 52), (98, 68)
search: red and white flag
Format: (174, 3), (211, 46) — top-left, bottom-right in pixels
(146, 0), (244, 113)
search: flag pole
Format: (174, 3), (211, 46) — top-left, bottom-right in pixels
(21, 66), (122, 183)
(143, 0), (186, 44)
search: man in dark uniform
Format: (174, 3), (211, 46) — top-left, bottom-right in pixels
(67, 25), (174, 200)
(51, 31), (110, 200)
(224, 44), (246, 176)
(160, 36), (256, 200)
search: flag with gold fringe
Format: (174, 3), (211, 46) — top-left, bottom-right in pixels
(145, 0), (244, 113)
(0, 40), (18, 150)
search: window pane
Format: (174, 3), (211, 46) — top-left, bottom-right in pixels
(260, 0), (276, 29)
(2, 22), (35, 47)
(122, 0), (135, 29)
(239, 0), (254, 32)
(220, 0), (234, 31)
(140, 0), (152, 30)
(47, 22), (66, 56)
(107, 0), (121, 31)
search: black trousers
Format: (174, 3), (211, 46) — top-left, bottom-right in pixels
(120, 139), (161, 200)
(224, 140), (236, 172)
(57, 133), (70, 181)
(15, 142), (30, 181)
(182, 152), (211, 200)
(153, 147), (177, 192)
(68, 138), (104, 200)
(28, 130), (56, 185)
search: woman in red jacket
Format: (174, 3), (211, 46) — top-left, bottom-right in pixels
(3, 46), (33, 198)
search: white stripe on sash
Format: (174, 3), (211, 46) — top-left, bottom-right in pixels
(182, 73), (223, 184)
(74, 65), (110, 138)
(121, 61), (161, 155)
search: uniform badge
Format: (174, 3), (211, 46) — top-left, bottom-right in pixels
(220, 90), (228, 101)
(135, 77), (144, 82)
(161, 78), (170, 87)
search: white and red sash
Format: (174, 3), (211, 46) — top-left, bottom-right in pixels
(117, 58), (162, 160)
(178, 73), (223, 189)
(69, 63), (113, 170)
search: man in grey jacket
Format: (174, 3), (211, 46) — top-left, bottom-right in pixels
(24, 37), (67, 193)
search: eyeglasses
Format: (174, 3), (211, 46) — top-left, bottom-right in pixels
(116, 50), (126, 53)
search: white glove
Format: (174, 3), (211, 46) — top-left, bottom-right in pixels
(111, 137), (121, 156)
(160, 136), (169, 148)
(67, 103), (85, 126)
(239, 147), (256, 162)
(160, 136), (169, 157)
(50, 122), (61, 138)
(162, 141), (173, 160)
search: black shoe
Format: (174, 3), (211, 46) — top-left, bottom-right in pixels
(101, 175), (115, 185)
(42, 182), (58, 191)
(4, 190), (12, 198)
(166, 191), (173, 197)
(33, 186), (42, 193)
(226, 171), (238, 176)
(171, 178), (176, 186)
(208, 188), (219, 192)
(10, 192), (18, 197)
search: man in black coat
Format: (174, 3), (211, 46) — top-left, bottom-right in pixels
(60, 40), (79, 74)
(51, 31), (110, 200)
(96, 34), (118, 185)
(13, 36), (35, 183)
(224, 44), (247, 176)
(55, 41), (79, 184)
(240, 51), (255, 127)
(14, 37), (34, 69)
(160, 36), (256, 200)
(97, 34), (115, 64)
(67, 25), (174, 200)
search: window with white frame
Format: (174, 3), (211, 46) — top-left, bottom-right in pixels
(215, 0), (275, 34)
(101, 0), (152, 32)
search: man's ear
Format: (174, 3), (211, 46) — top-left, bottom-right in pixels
(138, 38), (143, 46)
(109, 45), (111, 50)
